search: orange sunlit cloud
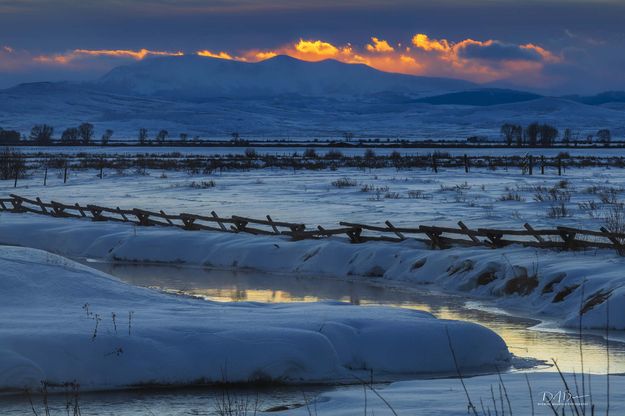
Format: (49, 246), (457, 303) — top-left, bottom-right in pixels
(196, 50), (234, 60)
(366, 37), (394, 53)
(292, 39), (353, 58)
(412, 34), (450, 53)
(34, 48), (184, 65)
(254, 51), (278, 60)
(9, 34), (562, 88)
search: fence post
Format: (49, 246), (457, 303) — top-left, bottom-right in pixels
(463, 154), (469, 173)
(64, 166), (68, 183)
(558, 157), (562, 176)
(432, 156), (438, 173)
(541, 156), (545, 175)
(600, 227), (625, 256)
(44, 167), (48, 186)
(528, 155), (533, 175)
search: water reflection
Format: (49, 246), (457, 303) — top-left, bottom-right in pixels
(87, 261), (625, 375)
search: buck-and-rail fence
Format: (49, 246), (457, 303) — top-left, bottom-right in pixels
(1, 194), (625, 256)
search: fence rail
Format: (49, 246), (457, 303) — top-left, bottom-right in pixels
(1, 194), (624, 256)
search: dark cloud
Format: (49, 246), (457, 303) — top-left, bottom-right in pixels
(456, 41), (544, 62)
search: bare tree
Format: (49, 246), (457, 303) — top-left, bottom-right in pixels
(597, 129), (611, 147)
(29, 124), (54, 145)
(500, 123), (516, 146)
(101, 129), (113, 146)
(0, 147), (25, 180)
(525, 122), (540, 147)
(179, 133), (188, 143)
(562, 128), (573, 145)
(155, 129), (168, 144)
(138, 128), (148, 145)
(512, 125), (523, 147)
(61, 127), (80, 144)
(539, 124), (558, 147)
(78, 123), (94, 145)
(0, 129), (20, 145)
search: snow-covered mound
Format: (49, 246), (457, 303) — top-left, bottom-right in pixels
(0, 213), (622, 331)
(0, 245), (510, 392)
(94, 55), (475, 99)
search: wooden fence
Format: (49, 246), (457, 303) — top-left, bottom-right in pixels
(1, 194), (624, 256)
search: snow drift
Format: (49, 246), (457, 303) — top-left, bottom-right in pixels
(0, 245), (510, 392)
(0, 213), (622, 331)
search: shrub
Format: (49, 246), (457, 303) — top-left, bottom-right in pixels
(499, 192), (524, 202)
(325, 150), (343, 160)
(189, 180), (216, 189)
(331, 177), (357, 188)
(244, 148), (257, 158)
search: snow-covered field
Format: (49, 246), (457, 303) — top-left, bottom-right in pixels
(2, 156), (625, 414)
(7, 164), (625, 230)
(0, 246), (510, 392)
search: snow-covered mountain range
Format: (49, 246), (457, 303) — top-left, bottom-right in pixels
(0, 55), (623, 140)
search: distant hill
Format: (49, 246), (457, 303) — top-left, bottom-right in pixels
(414, 89), (543, 106)
(564, 91), (625, 106)
(93, 55), (476, 99)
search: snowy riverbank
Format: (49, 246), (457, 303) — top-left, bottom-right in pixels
(288, 371), (625, 415)
(0, 245), (510, 392)
(0, 212), (622, 331)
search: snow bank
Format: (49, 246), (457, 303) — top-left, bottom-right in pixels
(0, 246), (509, 392)
(286, 372), (625, 415)
(0, 212), (622, 330)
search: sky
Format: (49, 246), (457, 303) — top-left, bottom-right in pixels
(0, 0), (624, 94)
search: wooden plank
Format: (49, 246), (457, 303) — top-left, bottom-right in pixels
(74, 203), (87, 217)
(266, 215), (280, 234)
(523, 223), (545, 243)
(340, 221), (426, 234)
(35, 197), (49, 214)
(116, 207), (129, 222)
(232, 215), (305, 230)
(457, 221), (480, 244)
(385, 220), (406, 240)
(211, 211), (227, 231)
(160, 210), (174, 225)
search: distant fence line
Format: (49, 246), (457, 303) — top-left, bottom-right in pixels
(2, 194), (624, 256)
(6, 151), (625, 176)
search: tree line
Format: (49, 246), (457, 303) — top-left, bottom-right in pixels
(500, 123), (613, 147)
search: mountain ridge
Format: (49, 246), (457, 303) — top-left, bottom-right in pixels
(93, 54), (476, 99)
